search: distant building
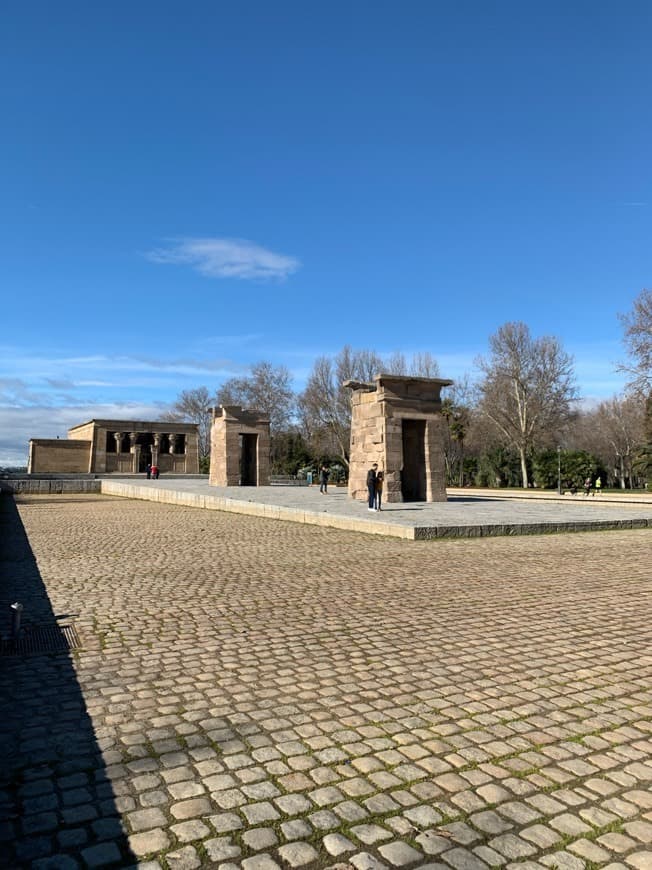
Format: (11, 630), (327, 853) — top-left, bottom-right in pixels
(28, 419), (200, 475)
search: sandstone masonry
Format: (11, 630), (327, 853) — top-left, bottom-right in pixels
(346, 374), (453, 503)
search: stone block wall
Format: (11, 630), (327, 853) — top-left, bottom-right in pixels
(28, 440), (92, 474)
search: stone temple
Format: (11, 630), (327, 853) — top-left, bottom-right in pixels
(28, 420), (200, 474)
(345, 374), (453, 503)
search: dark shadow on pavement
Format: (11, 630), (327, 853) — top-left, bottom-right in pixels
(0, 495), (137, 869)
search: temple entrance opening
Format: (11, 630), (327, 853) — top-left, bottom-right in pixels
(401, 419), (427, 501)
(239, 434), (258, 485)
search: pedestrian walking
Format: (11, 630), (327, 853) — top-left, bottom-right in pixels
(583, 476), (591, 496)
(319, 464), (329, 494)
(146, 463), (152, 479)
(594, 476), (602, 496)
(151, 464), (159, 480)
(374, 470), (384, 511)
(366, 463), (378, 511)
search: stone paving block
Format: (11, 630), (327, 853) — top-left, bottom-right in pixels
(240, 855), (282, 869)
(280, 819), (313, 840)
(203, 835), (242, 863)
(242, 826), (278, 850)
(439, 847), (489, 869)
(277, 841), (321, 867)
(168, 780), (206, 800)
(242, 800), (281, 824)
(208, 811), (244, 833)
(519, 824), (562, 849)
(468, 810), (511, 835)
(128, 827), (170, 855)
(32, 857), (81, 870)
(378, 840), (424, 866)
(472, 845), (507, 866)
(567, 837), (613, 863)
(540, 852), (585, 869)
(79, 842), (123, 868)
(127, 807), (167, 832)
(489, 833), (538, 860)
(323, 832), (357, 856)
(170, 819), (210, 842)
(308, 809), (340, 829)
(165, 845), (202, 869)
(624, 819), (652, 842)
(597, 831), (639, 852)
(350, 852), (390, 869)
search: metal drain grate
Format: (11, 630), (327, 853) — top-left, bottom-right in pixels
(0, 623), (82, 657)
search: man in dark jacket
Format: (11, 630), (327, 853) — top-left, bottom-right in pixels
(366, 463), (378, 511)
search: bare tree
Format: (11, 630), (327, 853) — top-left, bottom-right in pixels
(299, 345), (384, 466)
(161, 386), (215, 463)
(217, 361), (295, 433)
(477, 322), (579, 488)
(571, 396), (646, 488)
(385, 351), (440, 377)
(618, 288), (652, 397)
(409, 351), (440, 378)
(385, 352), (408, 375)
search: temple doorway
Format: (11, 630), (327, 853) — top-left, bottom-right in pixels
(401, 419), (427, 501)
(137, 434), (154, 473)
(240, 434), (258, 485)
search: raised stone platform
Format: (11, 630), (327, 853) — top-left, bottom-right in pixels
(100, 479), (652, 539)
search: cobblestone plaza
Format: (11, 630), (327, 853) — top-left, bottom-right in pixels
(1, 493), (651, 869)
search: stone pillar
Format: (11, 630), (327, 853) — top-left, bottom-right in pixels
(114, 432), (122, 454)
(129, 433), (139, 473)
(152, 433), (160, 466)
(168, 434), (177, 454)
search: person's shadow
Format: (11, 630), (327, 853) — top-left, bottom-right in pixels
(0, 495), (137, 869)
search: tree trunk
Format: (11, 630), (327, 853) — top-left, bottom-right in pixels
(519, 447), (529, 488)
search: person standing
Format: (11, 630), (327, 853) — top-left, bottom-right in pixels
(594, 476), (602, 496)
(583, 476), (591, 496)
(375, 470), (384, 511)
(366, 463), (378, 511)
(151, 464), (159, 480)
(146, 463), (152, 479)
(319, 464), (329, 494)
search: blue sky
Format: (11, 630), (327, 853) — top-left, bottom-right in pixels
(1, 1), (650, 464)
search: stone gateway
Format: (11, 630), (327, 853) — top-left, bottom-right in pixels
(345, 374), (453, 503)
(209, 406), (270, 487)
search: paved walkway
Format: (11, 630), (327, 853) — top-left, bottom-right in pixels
(1, 493), (651, 869)
(100, 479), (652, 540)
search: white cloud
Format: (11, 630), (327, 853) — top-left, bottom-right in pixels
(147, 237), (301, 281)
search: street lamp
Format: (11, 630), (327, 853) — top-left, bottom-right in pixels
(557, 446), (562, 495)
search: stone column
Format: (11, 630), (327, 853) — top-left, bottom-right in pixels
(114, 432), (122, 454)
(129, 433), (139, 473)
(152, 433), (160, 466)
(168, 434), (177, 454)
